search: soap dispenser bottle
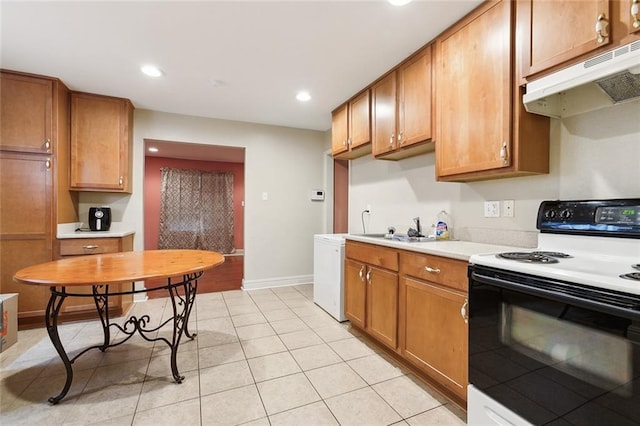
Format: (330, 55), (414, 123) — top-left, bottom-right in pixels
(435, 210), (451, 240)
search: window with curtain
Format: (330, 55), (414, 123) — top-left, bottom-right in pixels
(158, 167), (235, 254)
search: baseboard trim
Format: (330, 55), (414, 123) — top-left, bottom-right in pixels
(242, 274), (313, 291)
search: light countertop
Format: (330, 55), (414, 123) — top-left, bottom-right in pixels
(57, 222), (136, 239)
(344, 234), (527, 261)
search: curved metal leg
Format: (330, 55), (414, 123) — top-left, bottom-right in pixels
(45, 287), (72, 405)
(167, 283), (185, 383)
(183, 274), (198, 340)
(92, 285), (111, 351)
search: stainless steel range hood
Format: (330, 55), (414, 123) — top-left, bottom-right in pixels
(523, 40), (640, 118)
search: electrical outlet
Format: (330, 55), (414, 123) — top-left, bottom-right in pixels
(503, 200), (515, 217)
(484, 201), (500, 218)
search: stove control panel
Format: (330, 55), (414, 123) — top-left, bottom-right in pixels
(537, 199), (640, 238)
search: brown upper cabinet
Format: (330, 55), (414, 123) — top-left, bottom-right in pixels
(520, 0), (640, 79)
(435, 0), (550, 182)
(70, 92), (133, 193)
(372, 45), (434, 160)
(1, 73), (53, 154)
(332, 90), (371, 159)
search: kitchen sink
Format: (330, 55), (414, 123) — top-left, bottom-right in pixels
(353, 233), (436, 242)
(353, 233), (388, 238)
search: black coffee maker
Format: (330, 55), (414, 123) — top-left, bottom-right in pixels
(89, 207), (111, 231)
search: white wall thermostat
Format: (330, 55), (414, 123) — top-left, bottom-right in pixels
(311, 190), (325, 201)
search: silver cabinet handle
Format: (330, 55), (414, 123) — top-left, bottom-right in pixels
(359, 265), (366, 281)
(44, 138), (51, 150)
(424, 266), (441, 273)
(595, 13), (609, 43)
(45, 159), (51, 169)
(119, 176), (124, 187)
(366, 269), (371, 284)
(389, 134), (394, 146)
(398, 132), (404, 145)
(499, 141), (508, 166)
(633, 0), (640, 29)
(461, 299), (469, 324)
(82, 245), (99, 249)
(347, 138), (351, 147)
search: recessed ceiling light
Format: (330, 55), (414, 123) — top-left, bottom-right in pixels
(141, 65), (163, 77)
(388, 0), (412, 5)
(296, 91), (311, 102)
(148, 147), (159, 153)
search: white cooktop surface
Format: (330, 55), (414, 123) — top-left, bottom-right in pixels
(470, 233), (640, 295)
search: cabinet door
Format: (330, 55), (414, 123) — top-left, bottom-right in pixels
(402, 276), (467, 401)
(0, 153), (53, 322)
(56, 235), (134, 317)
(348, 91), (371, 149)
(436, 0), (511, 177)
(331, 104), (349, 155)
(525, 0), (611, 77)
(70, 92), (133, 192)
(0, 72), (53, 153)
(398, 46), (432, 148)
(345, 258), (366, 328)
(371, 73), (397, 157)
(367, 266), (398, 350)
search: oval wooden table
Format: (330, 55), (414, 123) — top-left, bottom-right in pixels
(14, 249), (225, 404)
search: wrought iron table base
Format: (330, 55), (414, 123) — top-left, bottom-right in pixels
(45, 272), (201, 404)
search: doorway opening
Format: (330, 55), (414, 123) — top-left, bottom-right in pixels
(143, 139), (245, 296)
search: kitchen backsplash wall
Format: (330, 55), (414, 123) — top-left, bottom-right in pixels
(348, 100), (640, 247)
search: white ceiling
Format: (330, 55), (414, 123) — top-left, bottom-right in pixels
(1, 0), (482, 134)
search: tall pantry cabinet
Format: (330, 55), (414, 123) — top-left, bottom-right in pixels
(0, 70), (78, 327)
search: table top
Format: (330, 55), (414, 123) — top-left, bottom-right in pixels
(14, 249), (225, 286)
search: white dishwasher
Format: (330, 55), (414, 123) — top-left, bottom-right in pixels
(313, 234), (347, 321)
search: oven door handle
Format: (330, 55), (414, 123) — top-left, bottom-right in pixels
(470, 271), (640, 320)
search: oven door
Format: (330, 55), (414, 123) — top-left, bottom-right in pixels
(468, 264), (640, 426)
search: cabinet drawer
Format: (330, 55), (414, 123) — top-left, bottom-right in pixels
(346, 241), (398, 272)
(58, 238), (121, 256)
(400, 251), (467, 291)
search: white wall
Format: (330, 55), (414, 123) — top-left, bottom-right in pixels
(80, 109), (327, 289)
(349, 100), (640, 247)
(76, 100), (639, 289)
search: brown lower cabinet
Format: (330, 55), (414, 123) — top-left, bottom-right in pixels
(344, 242), (399, 351)
(345, 240), (469, 407)
(401, 277), (468, 403)
(55, 235), (134, 321)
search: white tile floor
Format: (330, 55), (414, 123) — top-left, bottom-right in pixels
(0, 284), (466, 425)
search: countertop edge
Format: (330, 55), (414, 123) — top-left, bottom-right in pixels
(344, 234), (527, 261)
(57, 222), (136, 239)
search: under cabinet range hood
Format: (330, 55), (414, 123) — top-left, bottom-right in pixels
(523, 40), (640, 118)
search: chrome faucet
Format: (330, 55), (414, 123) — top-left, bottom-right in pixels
(413, 217), (422, 237)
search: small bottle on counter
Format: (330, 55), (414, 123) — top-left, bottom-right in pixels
(435, 210), (451, 240)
